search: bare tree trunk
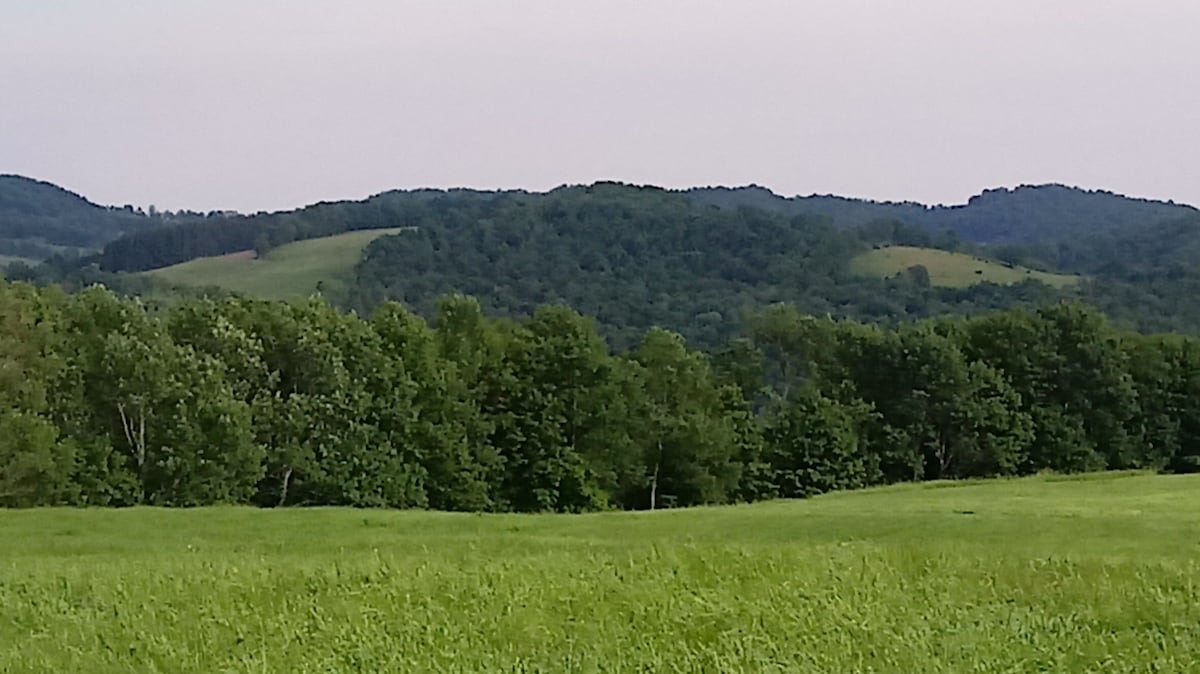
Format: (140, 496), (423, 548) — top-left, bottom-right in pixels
(117, 402), (148, 501)
(780, 354), (793, 401)
(138, 413), (146, 474)
(937, 439), (953, 479)
(117, 402), (134, 458)
(649, 451), (660, 511)
(278, 465), (293, 507)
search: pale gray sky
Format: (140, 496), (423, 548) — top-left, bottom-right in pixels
(2, 1), (1197, 213)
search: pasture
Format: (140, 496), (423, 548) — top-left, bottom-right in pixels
(145, 228), (412, 300)
(2, 472), (1197, 672)
(849, 245), (1081, 288)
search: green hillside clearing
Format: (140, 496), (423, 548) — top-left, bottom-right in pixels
(3, 472), (1198, 672)
(850, 245), (1081, 288)
(146, 228), (411, 300)
(0, 255), (38, 269)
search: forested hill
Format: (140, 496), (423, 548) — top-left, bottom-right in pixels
(341, 183), (1077, 347)
(88, 180), (1197, 274)
(344, 184), (1200, 346)
(688, 184), (1197, 243)
(12, 177), (1200, 347)
(0, 175), (172, 260)
(94, 188), (511, 272)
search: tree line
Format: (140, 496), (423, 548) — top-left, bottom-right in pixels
(2, 279), (1197, 509)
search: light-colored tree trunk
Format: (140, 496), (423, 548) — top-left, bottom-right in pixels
(278, 465), (293, 507)
(936, 437), (953, 478)
(649, 441), (661, 510)
(117, 402), (148, 501)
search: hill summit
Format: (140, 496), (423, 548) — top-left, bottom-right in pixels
(687, 183), (1197, 243)
(7, 175), (1200, 345)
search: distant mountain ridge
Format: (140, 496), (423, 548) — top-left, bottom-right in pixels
(0, 175), (101, 217)
(0, 174), (167, 261)
(9, 175), (1200, 345)
(685, 183), (1198, 243)
(2, 174), (1195, 265)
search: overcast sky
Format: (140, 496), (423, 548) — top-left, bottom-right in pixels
(2, 1), (1197, 213)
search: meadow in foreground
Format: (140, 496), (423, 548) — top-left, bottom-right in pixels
(2, 471), (1198, 673)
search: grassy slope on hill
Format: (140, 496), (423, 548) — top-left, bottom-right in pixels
(146, 228), (411, 300)
(2, 472), (1197, 672)
(0, 254), (39, 269)
(850, 245), (1081, 288)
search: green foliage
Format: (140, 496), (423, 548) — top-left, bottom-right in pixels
(346, 185), (875, 348)
(762, 388), (872, 497)
(0, 282), (76, 506)
(59, 287), (263, 505)
(3, 275), (1200, 512)
(691, 183), (1195, 244)
(478, 307), (612, 511)
(374, 306), (500, 510)
(626, 329), (744, 508)
(1122, 335), (1200, 473)
(960, 304), (1139, 472)
(0, 411), (77, 507)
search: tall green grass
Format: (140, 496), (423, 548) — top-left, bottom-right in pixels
(3, 472), (1197, 672)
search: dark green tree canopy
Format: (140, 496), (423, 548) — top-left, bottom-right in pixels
(2, 278), (1196, 511)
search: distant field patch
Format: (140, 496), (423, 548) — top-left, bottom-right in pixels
(0, 255), (39, 269)
(849, 245), (1080, 288)
(146, 228), (412, 300)
(215, 249), (258, 261)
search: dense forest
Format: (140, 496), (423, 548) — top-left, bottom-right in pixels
(74, 181), (1195, 273)
(8, 177), (1200, 347)
(2, 279), (1197, 510)
(0, 175), (188, 261)
(12, 180), (1200, 349)
(343, 184), (1069, 348)
(689, 183), (1197, 243)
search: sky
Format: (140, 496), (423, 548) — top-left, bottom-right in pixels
(2, 1), (1198, 213)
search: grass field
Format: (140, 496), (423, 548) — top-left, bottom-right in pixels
(849, 245), (1081, 288)
(145, 228), (412, 300)
(2, 472), (1198, 672)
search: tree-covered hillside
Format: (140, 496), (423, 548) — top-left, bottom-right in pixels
(689, 183), (1197, 243)
(0, 175), (174, 260)
(11, 176), (1200, 347)
(96, 188), (505, 272)
(344, 184), (1066, 348)
(90, 180), (1197, 274)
